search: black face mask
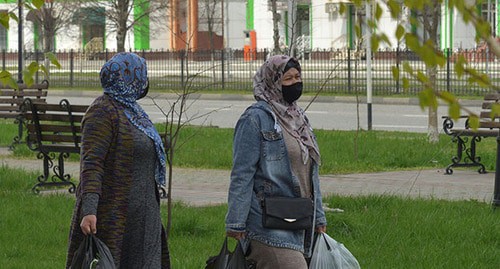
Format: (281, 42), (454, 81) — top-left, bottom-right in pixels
(282, 82), (303, 104)
(137, 80), (149, 100)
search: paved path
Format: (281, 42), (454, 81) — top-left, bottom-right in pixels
(0, 147), (495, 206)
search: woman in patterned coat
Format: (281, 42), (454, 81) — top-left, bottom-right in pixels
(66, 52), (170, 268)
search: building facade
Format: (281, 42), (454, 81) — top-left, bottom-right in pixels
(0, 1), (497, 53)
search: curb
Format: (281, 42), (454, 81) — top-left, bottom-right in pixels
(47, 90), (485, 106)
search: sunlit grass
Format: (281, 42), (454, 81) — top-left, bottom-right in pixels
(0, 167), (498, 268)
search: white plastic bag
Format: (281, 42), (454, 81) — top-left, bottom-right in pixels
(309, 233), (361, 269)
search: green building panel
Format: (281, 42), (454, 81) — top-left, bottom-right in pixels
(246, 0), (254, 30)
(134, 1), (150, 50)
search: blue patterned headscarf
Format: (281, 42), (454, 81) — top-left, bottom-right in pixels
(100, 52), (166, 186)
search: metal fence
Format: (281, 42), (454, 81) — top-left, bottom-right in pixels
(4, 48), (499, 96)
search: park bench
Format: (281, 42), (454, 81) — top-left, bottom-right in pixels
(22, 97), (168, 197)
(22, 98), (88, 194)
(442, 92), (500, 175)
(0, 80), (48, 148)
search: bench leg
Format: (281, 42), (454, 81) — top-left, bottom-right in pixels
(31, 152), (76, 194)
(446, 135), (487, 175)
(494, 136), (500, 207)
(9, 117), (25, 150)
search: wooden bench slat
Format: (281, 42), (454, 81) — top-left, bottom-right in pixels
(0, 114), (20, 119)
(27, 124), (82, 133)
(0, 98), (46, 104)
(479, 111), (500, 119)
(479, 121), (500, 129)
(0, 106), (20, 112)
(0, 81), (49, 90)
(25, 103), (88, 112)
(483, 93), (500, 100)
(0, 91), (48, 97)
(39, 144), (80, 153)
(448, 129), (498, 137)
(28, 134), (82, 143)
(25, 114), (84, 122)
(0, 99), (24, 104)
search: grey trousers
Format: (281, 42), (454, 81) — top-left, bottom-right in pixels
(247, 240), (308, 269)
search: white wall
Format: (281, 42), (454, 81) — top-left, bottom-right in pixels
(311, 0), (347, 49)
(253, 0), (275, 49)
(226, 0), (246, 49)
(452, 11), (476, 50)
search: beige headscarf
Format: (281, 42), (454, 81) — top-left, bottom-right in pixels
(253, 55), (320, 165)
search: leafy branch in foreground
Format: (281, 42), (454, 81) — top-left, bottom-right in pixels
(343, 0), (500, 131)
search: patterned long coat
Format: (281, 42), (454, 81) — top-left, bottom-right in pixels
(65, 94), (170, 268)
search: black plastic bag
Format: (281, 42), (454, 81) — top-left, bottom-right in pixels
(70, 234), (116, 269)
(206, 237), (232, 269)
(227, 241), (252, 269)
(206, 237), (255, 269)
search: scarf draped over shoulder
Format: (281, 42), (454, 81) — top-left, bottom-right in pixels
(100, 52), (167, 186)
(253, 55), (320, 164)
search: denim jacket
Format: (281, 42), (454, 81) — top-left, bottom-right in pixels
(225, 101), (327, 257)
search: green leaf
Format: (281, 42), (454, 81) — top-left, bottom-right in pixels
(9, 12), (18, 23)
(418, 90), (430, 110)
(402, 77), (409, 89)
(379, 33), (392, 47)
(339, 3), (346, 15)
(454, 57), (465, 78)
(416, 71), (429, 84)
(403, 62), (414, 74)
(418, 88), (437, 110)
(491, 104), (500, 119)
(355, 25), (361, 38)
(0, 70), (17, 90)
(0, 12), (9, 29)
(396, 25), (405, 41)
(439, 91), (456, 104)
(45, 52), (61, 69)
(387, 0), (401, 18)
(468, 115), (479, 130)
(371, 36), (380, 51)
(375, 4), (383, 20)
(32, 0), (45, 10)
(391, 66), (400, 81)
(448, 102), (461, 120)
(27, 62), (39, 76)
(22, 70), (34, 87)
(405, 34), (421, 54)
(39, 65), (48, 77)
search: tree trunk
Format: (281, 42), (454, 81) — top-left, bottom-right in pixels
(423, 3), (440, 143)
(117, 27), (127, 52)
(271, 0), (280, 55)
(428, 107), (439, 142)
(116, 0), (130, 52)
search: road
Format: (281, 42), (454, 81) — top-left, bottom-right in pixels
(47, 91), (480, 133)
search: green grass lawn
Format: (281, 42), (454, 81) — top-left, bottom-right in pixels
(1, 120), (499, 268)
(0, 167), (498, 268)
(5, 121), (489, 174)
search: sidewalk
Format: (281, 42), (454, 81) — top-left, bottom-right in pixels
(0, 147), (495, 206)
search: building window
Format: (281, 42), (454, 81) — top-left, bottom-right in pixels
(74, 7), (105, 50)
(0, 10), (7, 50)
(481, 2), (496, 36)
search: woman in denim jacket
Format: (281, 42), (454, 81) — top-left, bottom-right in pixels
(225, 55), (327, 268)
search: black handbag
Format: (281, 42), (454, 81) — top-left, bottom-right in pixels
(261, 196), (313, 230)
(205, 237), (255, 269)
(70, 234), (116, 269)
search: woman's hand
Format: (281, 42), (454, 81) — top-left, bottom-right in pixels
(226, 231), (246, 240)
(315, 225), (327, 233)
(80, 215), (97, 235)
